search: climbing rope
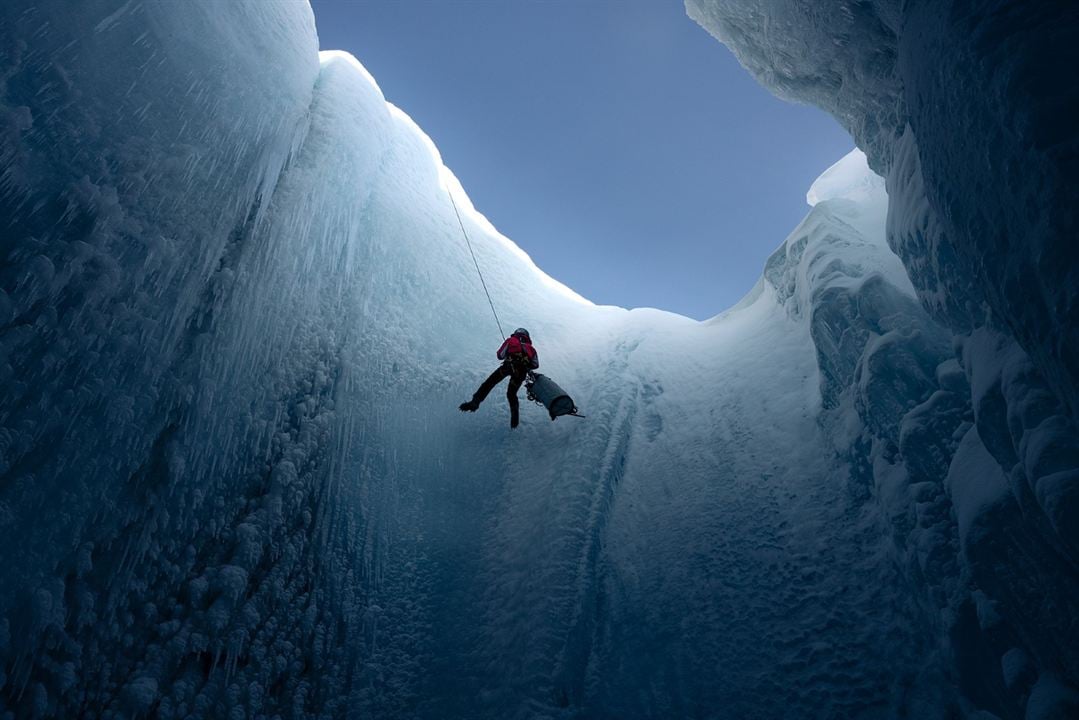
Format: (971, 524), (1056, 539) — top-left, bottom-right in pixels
(448, 188), (505, 341)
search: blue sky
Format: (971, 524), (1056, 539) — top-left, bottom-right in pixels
(309, 0), (853, 320)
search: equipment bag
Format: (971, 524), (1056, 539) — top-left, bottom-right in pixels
(526, 373), (579, 420)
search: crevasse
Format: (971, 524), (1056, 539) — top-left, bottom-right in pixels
(1, 1), (1076, 719)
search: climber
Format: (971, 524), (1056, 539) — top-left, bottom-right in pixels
(459, 328), (539, 429)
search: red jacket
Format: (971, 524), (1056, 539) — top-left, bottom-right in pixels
(497, 336), (539, 369)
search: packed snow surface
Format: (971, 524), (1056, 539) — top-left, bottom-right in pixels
(1, 1), (1077, 719)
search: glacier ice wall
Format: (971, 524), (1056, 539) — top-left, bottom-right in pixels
(686, 0), (1079, 411)
(688, 1), (1079, 716)
(2, 0), (1075, 718)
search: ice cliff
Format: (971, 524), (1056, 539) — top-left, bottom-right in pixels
(688, 1), (1079, 717)
(0, 1), (1075, 718)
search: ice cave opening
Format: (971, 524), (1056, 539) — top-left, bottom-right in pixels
(0, 1), (1077, 719)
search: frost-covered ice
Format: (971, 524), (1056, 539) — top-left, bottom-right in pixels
(689, 1), (1079, 717)
(1, 1), (1077, 718)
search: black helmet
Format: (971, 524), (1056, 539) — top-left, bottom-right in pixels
(513, 327), (531, 341)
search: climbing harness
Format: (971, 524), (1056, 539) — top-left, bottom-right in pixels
(448, 188), (505, 341)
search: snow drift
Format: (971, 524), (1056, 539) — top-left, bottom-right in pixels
(0, 1), (1075, 718)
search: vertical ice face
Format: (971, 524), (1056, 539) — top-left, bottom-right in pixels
(0, 1), (324, 715)
(685, 0), (1079, 418)
(688, 1), (1079, 716)
(0, 0), (320, 589)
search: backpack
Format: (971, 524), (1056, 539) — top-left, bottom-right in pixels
(504, 336), (535, 367)
(505, 336), (525, 357)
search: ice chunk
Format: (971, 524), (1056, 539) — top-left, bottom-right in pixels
(947, 426), (1010, 548)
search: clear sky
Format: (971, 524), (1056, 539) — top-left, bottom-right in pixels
(309, 0), (853, 320)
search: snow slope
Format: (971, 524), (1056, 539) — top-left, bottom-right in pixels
(1, 1), (1074, 718)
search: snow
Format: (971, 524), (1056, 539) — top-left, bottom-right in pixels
(805, 149), (882, 207)
(0, 0), (1075, 718)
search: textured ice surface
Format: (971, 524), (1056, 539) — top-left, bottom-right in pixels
(689, 0), (1079, 716)
(1, 1), (1075, 718)
(687, 0), (1079, 411)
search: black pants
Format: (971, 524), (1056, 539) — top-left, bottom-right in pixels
(472, 362), (528, 426)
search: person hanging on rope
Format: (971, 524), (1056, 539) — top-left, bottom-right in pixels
(459, 328), (539, 429)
